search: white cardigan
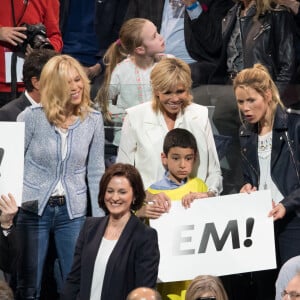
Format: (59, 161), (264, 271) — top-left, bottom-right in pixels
(117, 102), (222, 194)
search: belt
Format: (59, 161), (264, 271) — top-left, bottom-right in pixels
(48, 195), (66, 207)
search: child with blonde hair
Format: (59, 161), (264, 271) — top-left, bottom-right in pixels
(95, 18), (166, 149)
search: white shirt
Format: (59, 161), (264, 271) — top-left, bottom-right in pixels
(258, 131), (284, 203)
(160, 0), (200, 63)
(90, 237), (117, 300)
(108, 57), (154, 145)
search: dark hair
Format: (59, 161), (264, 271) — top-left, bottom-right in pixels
(163, 128), (197, 155)
(98, 163), (146, 214)
(22, 48), (58, 92)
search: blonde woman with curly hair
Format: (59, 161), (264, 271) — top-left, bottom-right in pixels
(16, 54), (105, 299)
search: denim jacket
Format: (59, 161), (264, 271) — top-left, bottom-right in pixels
(239, 106), (300, 215)
(18, 106), (105, 218)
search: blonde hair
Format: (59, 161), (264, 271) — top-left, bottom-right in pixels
(95, 18), (149, 121)
(185, 275), (228, 300)
(40, 55), (91, 125)
(233, 63), (284, 124)
(255, 0), (274, 17)
(150, 57), (193, 113)
(241, 0), (276, 18)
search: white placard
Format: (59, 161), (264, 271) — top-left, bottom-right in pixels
(150, 190), (276, 282)
(0, 122), (24, 206)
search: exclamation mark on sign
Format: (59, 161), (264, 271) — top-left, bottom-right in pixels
(244, 218), (254, 247)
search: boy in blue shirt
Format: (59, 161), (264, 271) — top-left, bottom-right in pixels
(136, 128), (210, 219)
(138, 128), (211, 299)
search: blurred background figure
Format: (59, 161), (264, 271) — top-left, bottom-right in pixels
(0, 49), (57, 121)
(124, 0), (234, 86)
(0, 0), (62, 107)
(0, 280), (14, 300)
(280, 272), (300, 300)
(185, 275), (228, 300)
(127, 287), (162, 300)
(60, 0), (129, 99)
(275, 256), (300, 300)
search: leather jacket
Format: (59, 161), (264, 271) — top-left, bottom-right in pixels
(210, 3), (295, 86)
(239, 106), (300, 215)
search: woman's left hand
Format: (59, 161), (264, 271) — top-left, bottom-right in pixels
(0, 193), (18, 228)
(268, 202), (286, 221)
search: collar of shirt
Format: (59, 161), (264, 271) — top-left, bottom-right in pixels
(150, 171), (188, 190)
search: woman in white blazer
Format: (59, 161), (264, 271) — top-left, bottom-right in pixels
(117, 57), (222, 199)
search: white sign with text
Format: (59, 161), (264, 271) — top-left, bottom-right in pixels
(0, 122), (24, 206)
(150, 190), (276, 282)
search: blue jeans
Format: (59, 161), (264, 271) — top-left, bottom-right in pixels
(16, 205), (85, 300)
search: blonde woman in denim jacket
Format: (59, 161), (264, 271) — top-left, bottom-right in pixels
(16, 55), (105, 300)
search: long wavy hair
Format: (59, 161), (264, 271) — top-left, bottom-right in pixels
(40, 55), (92, 126)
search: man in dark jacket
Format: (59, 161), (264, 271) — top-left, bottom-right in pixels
(0, 49), (57, 121)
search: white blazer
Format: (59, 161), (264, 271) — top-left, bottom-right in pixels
(117, 102), (222, 194)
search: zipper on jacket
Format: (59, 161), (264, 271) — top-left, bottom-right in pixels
(284, 131), (300, 184)
(253, 24), (271, 40)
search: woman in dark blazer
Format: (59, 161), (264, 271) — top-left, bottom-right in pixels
(61, 163), (160, 300)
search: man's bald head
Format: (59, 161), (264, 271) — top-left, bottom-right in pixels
(126, 287), (162, 300)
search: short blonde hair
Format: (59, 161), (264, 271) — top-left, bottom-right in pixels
(150, 57), (193, 113)
(185, 275), (228, 300)
(40, 55), (92, 125)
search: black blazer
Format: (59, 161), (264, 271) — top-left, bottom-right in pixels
(0, 92), (31, 121)
(61, 214), (160, 300)
(239, 106), (300, 215)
